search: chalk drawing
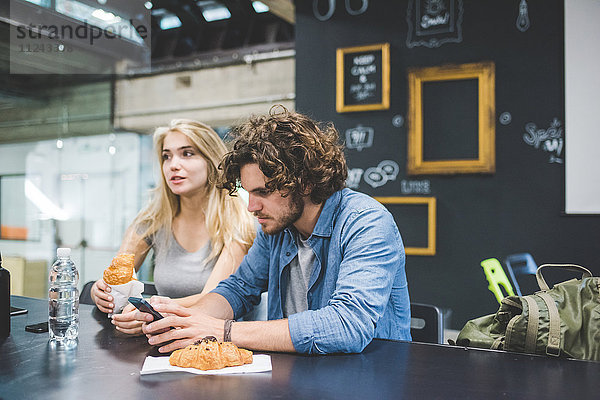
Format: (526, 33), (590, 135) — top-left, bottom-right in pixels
(346, 168), (364, 188)
(313, 0), (368, 21)
(313, 0), (335, 21)
(378, 160), (399, 180)
(499, 112), (512, 125)
(364, 167), (387, 188)
(363, 160), (400, 188)
(392, 115), (405, 128)
(516, 0), (530, 32)
(345, 0), (368, 16)
(348, 160), (400, 189)
(406, 0), (463, 48)
(345, 125), (374, 151)
(522, 118), (564, 163)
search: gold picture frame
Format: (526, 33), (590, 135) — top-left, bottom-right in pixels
(375, 196), (436, 256)
(336, 43), (390, 113)
(407, 61), (495, 175)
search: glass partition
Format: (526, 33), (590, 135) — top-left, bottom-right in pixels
(0, 132), (155, 293)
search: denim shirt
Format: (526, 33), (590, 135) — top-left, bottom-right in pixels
(212, 188), (411, 354)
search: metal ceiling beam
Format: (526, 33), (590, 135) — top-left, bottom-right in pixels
(259, 0), (294, 24)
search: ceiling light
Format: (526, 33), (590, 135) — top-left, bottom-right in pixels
(92, 9), (121, 23)
(252, 1), (269, 13)
(197, 1), (231, 22)
(144, 1), (153, 9)
(55, 0), (143, 44)
(159, 14), (182, 30)
(23, 0), (51, 7)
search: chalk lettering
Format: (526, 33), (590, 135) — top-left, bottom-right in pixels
(421, 13), (449, 29)
(523, 118), (564, 163)
(523, 119), (562, 149)
(351, 65), (376, 76)
(353, 54), (375, 65)
(401, 180), (431, 194)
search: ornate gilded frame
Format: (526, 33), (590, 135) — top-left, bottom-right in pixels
(375, 196), (436, 256)
(336, 43), (390, 113)
(407, 61), (495, 175)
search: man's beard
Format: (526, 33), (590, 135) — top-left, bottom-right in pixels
(261, 192), (304, 235)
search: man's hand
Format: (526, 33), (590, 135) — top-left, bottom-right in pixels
(90, 279), (113, 314)
(111, 303), (144, 335)
(113, 295), (170, 336)
(140, 298), (224, 353)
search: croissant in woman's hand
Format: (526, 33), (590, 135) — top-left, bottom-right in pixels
(103, 253), (135, 285)
(169, 336), (253, 370)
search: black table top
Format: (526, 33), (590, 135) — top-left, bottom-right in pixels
(2, 296), (600, 400)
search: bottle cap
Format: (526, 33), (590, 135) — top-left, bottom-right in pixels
(57, 248), (71, 258)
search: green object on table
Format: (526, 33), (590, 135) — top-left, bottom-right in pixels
(481, 258), (515, 303)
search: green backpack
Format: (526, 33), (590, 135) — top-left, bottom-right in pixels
(456, 264), (600, 361)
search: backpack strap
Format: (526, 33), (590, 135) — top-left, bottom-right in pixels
(522, 296), (539, 353)
(536, 264), (592, 291)
(538, 292), (561, 356)
(491, 336), (504, 350)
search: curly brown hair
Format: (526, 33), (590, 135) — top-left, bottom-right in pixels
(219, 106), (348, 204)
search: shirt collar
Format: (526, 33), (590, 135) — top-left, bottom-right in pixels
(308, 189), (342, 238)
(283, 189), (343, 239)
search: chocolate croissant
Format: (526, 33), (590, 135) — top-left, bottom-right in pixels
(103, 253), (135, 285)
(169, 336), (253, 371)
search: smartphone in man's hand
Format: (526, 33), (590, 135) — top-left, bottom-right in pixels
(128, 297), (164, 322)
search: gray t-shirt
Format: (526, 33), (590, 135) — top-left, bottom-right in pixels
(149, 228), (218, 298)
(283, 232), (316, 318)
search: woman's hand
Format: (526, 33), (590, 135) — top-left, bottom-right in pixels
(111, 303), (144, 335)
(140, 297), (224, 353)
(90, 279), (113, 314)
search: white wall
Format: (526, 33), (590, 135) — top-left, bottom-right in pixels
(114, 56), (295, 132)
(565, 0), (600, 214)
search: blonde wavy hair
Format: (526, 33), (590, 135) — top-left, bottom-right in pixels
(133, 119), (256, 262)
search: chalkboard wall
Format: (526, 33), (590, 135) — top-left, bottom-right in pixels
(295, 0), (600, 329)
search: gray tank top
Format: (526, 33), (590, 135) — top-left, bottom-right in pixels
(150, 228), (218, 298)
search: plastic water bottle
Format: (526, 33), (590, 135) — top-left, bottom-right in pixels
(48, 248), (79, 345)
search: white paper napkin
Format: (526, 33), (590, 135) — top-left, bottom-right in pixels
(106, 279), (145, 317)
(140, 354), (272, 375)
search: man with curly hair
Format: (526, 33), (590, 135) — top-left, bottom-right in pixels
(139, 107), (411, 354)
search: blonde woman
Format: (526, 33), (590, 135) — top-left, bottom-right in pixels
(90, 120), (256, 334)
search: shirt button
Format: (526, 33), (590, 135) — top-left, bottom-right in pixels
(286, 252), (290, 256)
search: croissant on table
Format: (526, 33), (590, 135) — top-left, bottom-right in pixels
(169, 336), (253, 370)
(103, 253), (135, 285)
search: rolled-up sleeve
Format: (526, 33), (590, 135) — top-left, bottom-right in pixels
(212, 228), (270, 319)
(288, 207), (404, 354)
